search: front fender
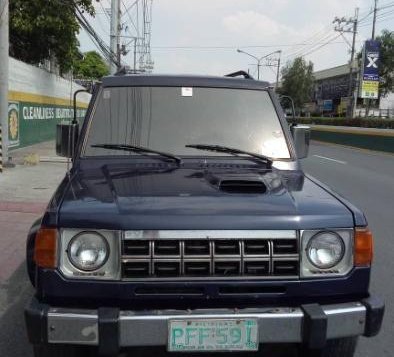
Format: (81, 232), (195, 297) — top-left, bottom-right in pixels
(26, 217), (43, 287)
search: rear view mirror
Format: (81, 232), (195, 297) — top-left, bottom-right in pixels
(56, 123), (79, 158)
(291, 125), (310, 159)
(55, 89), (88, 158)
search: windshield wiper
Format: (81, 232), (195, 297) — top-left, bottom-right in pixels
(186, 144), (272, 167)
(91, 144), (182, 165)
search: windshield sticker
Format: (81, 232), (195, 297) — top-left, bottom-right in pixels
(181, 87), (193, 97)
(103, 90), (111, 99)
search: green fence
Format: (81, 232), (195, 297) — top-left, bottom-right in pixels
(8, 99), (88, 149)
(311, 126), (394, 153)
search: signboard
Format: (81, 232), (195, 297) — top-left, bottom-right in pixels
(338, 97), (350, 115)
(323, 99), (333, 111)
(8, 103), (20, 148)
(6, 101), (87, 149)
(360, 40), (380, 99)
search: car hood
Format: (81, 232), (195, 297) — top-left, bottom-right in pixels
(55, 164), (354, 230)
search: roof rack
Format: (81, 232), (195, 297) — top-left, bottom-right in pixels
(114, 66), (145, 76)
(225, 70), (254, 80)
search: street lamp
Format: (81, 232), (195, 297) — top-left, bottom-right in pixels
(237, 49), (281, 82)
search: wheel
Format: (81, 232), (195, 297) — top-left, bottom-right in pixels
(322, 337), (358, 357)
(33, 344), (97, 357)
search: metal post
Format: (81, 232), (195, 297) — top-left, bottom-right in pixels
(0, 0), (10, 171)
(110, 0), (121, 74)
(257, 61), (261, 80)
(347, 8), (359, 119)
(276, 51), (282, 89)
(134, 38), (137, 72)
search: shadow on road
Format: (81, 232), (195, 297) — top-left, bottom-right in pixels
(0, 262), (34, 357)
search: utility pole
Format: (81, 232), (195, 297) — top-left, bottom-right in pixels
(110, 0), (121, 74)
(372, 0), (378, 40)
(0, 0), (10, 170)
(366, 0), (378, 117)
(333, 8), (359, 118)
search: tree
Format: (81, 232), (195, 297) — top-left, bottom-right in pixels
(279, 57), (314, 111)
(9, 0), (94, 74)
(74, 51), (110, 79)
(376, 29), (394, 97)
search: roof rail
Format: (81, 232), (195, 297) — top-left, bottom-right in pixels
(225, 70), (254, 80)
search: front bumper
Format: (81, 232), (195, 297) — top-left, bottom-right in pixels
(25, 296), (384, 353)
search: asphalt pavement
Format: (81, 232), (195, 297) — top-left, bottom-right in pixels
(302, 142), (394, 357)
(0, 141), (393, 357)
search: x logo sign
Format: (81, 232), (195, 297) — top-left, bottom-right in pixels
(367, 56), (378, 68)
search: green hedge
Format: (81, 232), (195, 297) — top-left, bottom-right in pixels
(287, 117), (394, 129)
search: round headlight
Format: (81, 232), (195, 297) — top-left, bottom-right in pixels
(68, 232), (109, 271)
(306, 231), (345, 269)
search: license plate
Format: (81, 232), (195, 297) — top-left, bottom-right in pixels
(168, 319), (259, 352)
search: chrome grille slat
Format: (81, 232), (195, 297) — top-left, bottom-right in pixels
(122, 237), (299, 279)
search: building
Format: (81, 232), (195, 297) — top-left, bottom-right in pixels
(310, 63), (356, 116)
(309, 63), (393, 118)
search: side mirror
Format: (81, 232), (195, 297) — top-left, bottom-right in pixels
(56, 122), (79, 158)
(291, 125), (310, 159)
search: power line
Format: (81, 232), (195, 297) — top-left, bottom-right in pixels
(122, 0), (141, 36)
(358, 8), (394, 27)
(99, 0), (111, 23)
(292, 33), (342, 59)
(151, 40), (351, 51)
(75, 6), (117, 65)
(54, 0), (116, 64)
(284, 31), (339, 59)
(283, 26), (333, 58)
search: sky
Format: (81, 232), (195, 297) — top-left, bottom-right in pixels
(78, 0), (394, 82)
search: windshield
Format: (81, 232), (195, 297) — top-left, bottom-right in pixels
(83, 86), (291, 159)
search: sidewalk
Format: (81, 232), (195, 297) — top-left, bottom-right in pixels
(0, 141), (67, 282)
(0, 140), (67, 203)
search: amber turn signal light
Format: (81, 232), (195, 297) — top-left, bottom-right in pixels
(34, 228), (58, 269)
(354, 227), (373, 266)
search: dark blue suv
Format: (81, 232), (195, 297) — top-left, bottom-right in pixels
(25, 73), (384, 357)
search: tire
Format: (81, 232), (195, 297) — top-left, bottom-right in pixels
(33, 344), (98, 357)
(322, 337), (359, 357)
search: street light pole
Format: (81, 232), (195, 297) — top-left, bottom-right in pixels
(237, 49), (261, 79)
(237, 49), (281, 82)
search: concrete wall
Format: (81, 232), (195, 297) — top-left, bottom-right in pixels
(7, 58), (91, 149)
(380, 93), (394, 111)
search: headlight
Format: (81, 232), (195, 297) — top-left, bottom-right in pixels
(68, 232), (109, 271)
(301, 229), (353, 278)
(306, 231), (345, 269)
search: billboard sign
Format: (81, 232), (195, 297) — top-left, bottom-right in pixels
(360, 40), (380, 99)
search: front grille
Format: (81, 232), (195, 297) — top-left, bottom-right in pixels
(122, 237), (299, 279)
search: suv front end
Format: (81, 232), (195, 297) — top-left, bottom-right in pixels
(25, 74), (384, 356)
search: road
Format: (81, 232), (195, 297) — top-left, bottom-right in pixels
(0, 141), (393, 356)
(303, 142), (394, 357)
